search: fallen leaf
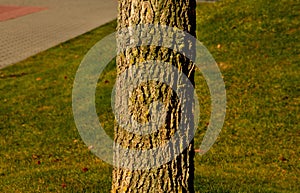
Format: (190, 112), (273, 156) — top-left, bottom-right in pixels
(52, 158), (61, 163)
(194, 149), (205, 154)
(37, 106), (53, 111)
(279, 156), (288, 162)
(82, 167), (89, 173)
(32, 155), (39, 160)
(219, 62), (231, 70)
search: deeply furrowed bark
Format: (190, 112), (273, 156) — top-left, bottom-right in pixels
(112, 0), (196, 192)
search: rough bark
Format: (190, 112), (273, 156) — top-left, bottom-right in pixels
(112, 0), (196, 192)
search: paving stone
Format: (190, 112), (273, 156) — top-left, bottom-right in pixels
(0, 0), (117, 69)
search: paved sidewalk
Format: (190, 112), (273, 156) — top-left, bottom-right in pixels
(0, 0), (117, 69)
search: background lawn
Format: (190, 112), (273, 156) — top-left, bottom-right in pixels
(0, 0), (299, 192)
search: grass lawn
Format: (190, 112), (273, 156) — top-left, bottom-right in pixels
(0, 0), (299, 192)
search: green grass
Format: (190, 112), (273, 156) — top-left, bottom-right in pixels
(0, 0), (299, 192)
(194, 1), (299, 192)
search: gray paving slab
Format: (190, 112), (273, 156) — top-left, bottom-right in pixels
(0, 0), (117, 69)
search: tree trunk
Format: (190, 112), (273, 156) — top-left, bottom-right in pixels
(112, 0), (196, 192)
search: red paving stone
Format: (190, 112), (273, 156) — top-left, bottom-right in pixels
(0, 5), (47, 22)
